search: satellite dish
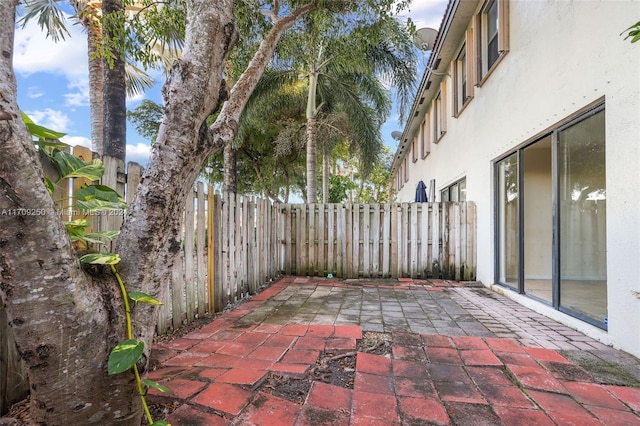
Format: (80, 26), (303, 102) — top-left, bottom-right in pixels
(417, 27), (438, 51)
(391, 131), (403, 140)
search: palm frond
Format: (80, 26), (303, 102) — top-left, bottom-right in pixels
(20, 0), (71, 42)
(125, 62), (155, 97)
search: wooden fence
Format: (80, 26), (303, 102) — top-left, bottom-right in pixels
(281, 202), (476, 281)
(1, 146), (477, 412)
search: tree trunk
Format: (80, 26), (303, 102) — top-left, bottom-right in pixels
(284, 168), (290, 203)
(102, 0), (127, 161)
(0, 307), (28, 415)
(1, 0), (318, 423)
(223, 145), (237, 193)
(306, 116), (318, 203)
(1, 3), (135, 423)
(80, 0), (105, 156)
(322, 144), (329, 203)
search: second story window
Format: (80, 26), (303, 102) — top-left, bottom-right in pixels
(433, 81), (447, 142)
(477, 0), (509, 83)
(486, 0), (499, 69)
(454, 29), (475, 116)
(420, 117), (430, 159)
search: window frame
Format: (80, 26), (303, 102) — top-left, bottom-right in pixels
(453, 31), (475, 116)
(475, 0), (510, 86)
(420, 115), (430, 159)
(493, 102), (607, 330)
(433, 81), (447, 143)
(440, 177), (467, 202)
(412, 133), (418, 163)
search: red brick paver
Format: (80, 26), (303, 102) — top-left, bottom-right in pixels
(147, 277), (640, 425)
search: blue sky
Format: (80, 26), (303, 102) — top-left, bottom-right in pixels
(13, 1), (448, 166)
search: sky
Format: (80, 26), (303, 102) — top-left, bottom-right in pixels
(13, 0), (448, 166)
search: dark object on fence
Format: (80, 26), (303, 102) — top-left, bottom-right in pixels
(415, 180), (428, 202)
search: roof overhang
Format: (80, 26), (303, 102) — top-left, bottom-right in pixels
(390, 0), (480, 176)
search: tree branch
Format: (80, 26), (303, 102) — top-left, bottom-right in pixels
(208, 1), (318, 147)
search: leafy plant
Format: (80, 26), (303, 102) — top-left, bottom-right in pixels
(623, 21), (640, 43)
(25, 113), (171, 425)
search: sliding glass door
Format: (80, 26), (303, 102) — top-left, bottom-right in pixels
(495, 105), (607, 328)
(558, 109), (607, 324)
(523, 137), (552, 303)
(497, 154), (518, 288)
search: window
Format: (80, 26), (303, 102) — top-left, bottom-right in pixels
(412, 134), (418, 163)
(486, 0), (499, 68)
(440, 178), (466, 202)
(403, 156), (409, 183)
(420, 116), (430, 159)
(476, 0), (509, 82)
(433, 81), (447, 142)
(454, 29), (475, 115)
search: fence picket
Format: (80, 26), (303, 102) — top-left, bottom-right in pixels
(184, 190), (196, 320)
(195, 183), (206, 316)
(410, 203), (419, 278)
(372, 204), (380, 277)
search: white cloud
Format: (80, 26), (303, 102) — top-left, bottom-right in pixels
(126, 91), (145, 106)
(64, 79), (90, 107)
(27, 108), (73, 133)
(401, 0), (449, 29)
(126, 143), (151, 165)
(27, 86), (44, 98)
(61, 135), (92, 149)
(13, 12), (88, 80)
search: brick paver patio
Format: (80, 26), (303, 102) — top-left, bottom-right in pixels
(149, 277), (640, 425)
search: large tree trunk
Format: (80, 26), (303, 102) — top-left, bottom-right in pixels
(223, 145), (237, 193)
(1, 0), (318, 423)
(102, 0), (127, 161)
(0, 2), (135, 424)
(306, 116), (318, 203)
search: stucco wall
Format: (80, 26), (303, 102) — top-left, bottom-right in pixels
(396, 0), (640, 357)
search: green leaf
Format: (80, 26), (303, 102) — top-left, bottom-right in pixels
(66, 219), (91, 229)
(85, 231), (120, 241)
(129, 291), (163, 306)
(150, 421), (170, 426)
(35, 139), (70, 150)
(51, 150), (105, 181)
(76, 184), (125, 204)
(142, 379), (172, 394)
(128, 291), (163, 305)
(44, 177), (56, 196)
(23, 112), (66, 140)
(65, 220), (92, 242)
(76, 198), (127, 213)
(108, 339), (144, 375)
(79, 252), (121, 265)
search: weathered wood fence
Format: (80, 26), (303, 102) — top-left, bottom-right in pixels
(280, 202), (476, 281)
(1, 145), (477, 412)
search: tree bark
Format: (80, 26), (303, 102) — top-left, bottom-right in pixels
(306, 116), (318, 203)
(79, 0), (105, 156)
(223, 145), (237, 193)
(322, 144), (329, 203)
(1, 2), (135, 424)
(102, 0), (127, 161)
(1, 0), (318, 423)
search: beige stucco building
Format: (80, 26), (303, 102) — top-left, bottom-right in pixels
(391, 0), (640, 357)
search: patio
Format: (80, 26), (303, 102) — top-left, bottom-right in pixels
(148, 276), (640, 425)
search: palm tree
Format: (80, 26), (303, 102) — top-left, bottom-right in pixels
(256, 15), (417, 203)
(20, 0), (179, 158)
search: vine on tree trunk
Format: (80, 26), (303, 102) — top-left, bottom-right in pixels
(26, 113), (171, 425)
